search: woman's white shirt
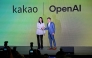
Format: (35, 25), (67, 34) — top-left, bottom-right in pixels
(36, 22), (45, 35)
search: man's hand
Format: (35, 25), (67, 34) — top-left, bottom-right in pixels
(52, 33), (54, 35)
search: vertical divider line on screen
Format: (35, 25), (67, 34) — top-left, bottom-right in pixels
(43, 2), (44, 16)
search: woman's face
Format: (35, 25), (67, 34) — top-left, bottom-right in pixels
(39, 18), (42, 23)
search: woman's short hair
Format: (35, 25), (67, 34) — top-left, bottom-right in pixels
(38, 17), (43, 23)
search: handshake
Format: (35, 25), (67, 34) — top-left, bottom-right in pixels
(41, 27), (45, 30)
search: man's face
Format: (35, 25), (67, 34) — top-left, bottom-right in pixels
(47, 19), (51, 23)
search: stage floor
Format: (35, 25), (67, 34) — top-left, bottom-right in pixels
(0, 46), (74, 55)
(1, 46), (92, 55)
(13, 46), (74, 55)
(16, 46), (60, 55)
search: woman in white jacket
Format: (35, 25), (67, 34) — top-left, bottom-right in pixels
(36, 17), (45, 49)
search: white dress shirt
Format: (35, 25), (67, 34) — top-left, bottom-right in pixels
(36, 22), (45, 35)
(48, 22), (50, 27)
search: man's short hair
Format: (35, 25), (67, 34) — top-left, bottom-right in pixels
(47, 17), (51, 20)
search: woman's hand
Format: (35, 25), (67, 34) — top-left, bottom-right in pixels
(41, 27), (45, 30)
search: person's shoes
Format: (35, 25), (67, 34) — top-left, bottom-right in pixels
(52, 47), (57, 50)
(41, 47), (43, 50)
(48, 47), (53, 50)
(38, 47), (40, 49)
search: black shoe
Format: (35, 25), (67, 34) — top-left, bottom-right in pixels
(38, 47), (40, 49)
(41, 47), (43, 49)
(41, 46), (43, 49)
